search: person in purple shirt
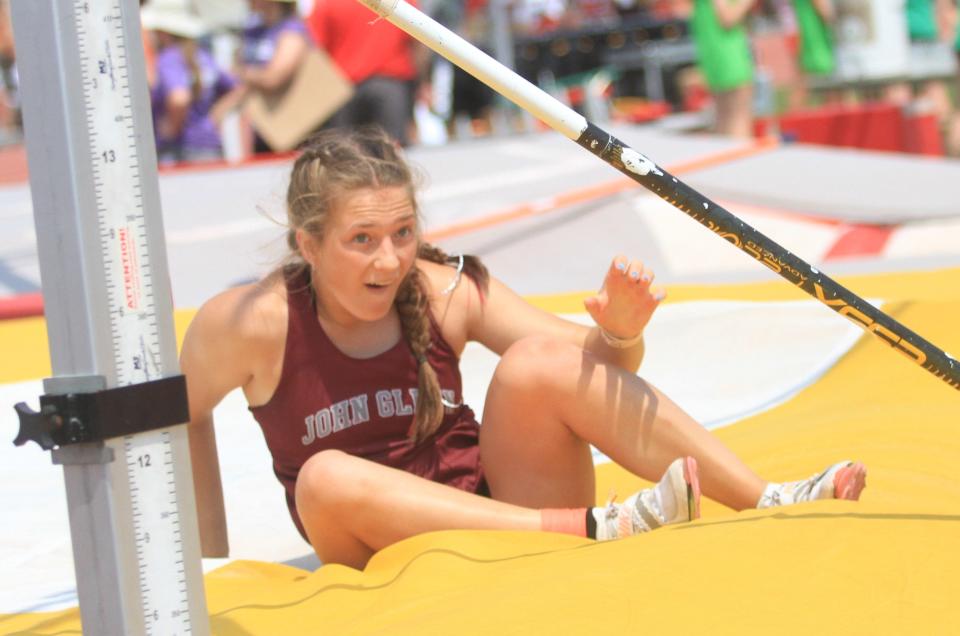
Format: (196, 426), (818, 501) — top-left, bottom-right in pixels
(235, 0), (312, 153)
(142, 5), (236, 165)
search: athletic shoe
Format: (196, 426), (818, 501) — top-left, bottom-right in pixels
(597, 456), (701, 540)
(756, 461), (867, 508)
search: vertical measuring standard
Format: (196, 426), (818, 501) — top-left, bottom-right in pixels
(10, 0), (208, 633)
(79, 4), (195, 630)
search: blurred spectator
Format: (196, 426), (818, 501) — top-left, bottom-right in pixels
(791, 0), (840, 105)
(236, 0), (312, 153)
(884, 0), (954, 123)
(568, 0), (619, 27)
(428, 0), (496, 138)
(793, 0), (834, 77)
(141, 2), (237, 164)
(0, 0), (20, 144)
(689, 0), (757, 136)
(306, 0), (422, 145)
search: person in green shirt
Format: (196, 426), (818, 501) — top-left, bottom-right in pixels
(907, 0), (939, 40)
(791, 0), (838, 106)
(794, 0), (834, 76)
(690, 0), (757, 137)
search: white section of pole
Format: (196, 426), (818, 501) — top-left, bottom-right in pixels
(359, 0), (588, 140)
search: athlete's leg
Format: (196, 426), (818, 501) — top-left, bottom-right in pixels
(479, 336), (767, 511)
(294, 449), (541, 569)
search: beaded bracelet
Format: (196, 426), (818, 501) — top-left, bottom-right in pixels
(599, 326), (644, 349)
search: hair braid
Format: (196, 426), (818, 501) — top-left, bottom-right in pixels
(285, 145), (329, 253)
(394, 268), (444, 444)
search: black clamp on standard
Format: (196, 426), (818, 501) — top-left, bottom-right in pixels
(13, 375), (189, 450)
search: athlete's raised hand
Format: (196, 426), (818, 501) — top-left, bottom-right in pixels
(583, 255), (665, 344)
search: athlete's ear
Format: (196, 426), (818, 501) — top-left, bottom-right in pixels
(295, 228), (320, 267)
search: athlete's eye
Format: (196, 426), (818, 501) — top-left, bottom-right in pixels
(353, 233), (371, 244)
(395, 226), (413, 239)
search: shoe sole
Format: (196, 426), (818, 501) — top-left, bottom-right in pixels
(833, 462), (867, 500)
(683, 456), (701, 521)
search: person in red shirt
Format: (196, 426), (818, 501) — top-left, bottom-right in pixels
(182, 127), (868, 569)
(306, 0), (422, 145)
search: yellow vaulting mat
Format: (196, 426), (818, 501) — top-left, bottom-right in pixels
(4, 268), (960, 635)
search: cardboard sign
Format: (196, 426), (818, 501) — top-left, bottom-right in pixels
(243, 48), (354, 152)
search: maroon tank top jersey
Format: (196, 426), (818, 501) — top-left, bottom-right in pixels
(249, 270), (486, 539)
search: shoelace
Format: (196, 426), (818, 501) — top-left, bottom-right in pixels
(604, 489), (664, 536)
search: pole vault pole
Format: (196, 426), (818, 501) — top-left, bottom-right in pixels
(356, 0), (959, 391)
(10, 0), (208, 633)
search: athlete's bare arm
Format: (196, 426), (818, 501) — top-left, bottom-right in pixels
(180, 277), (287, 557)
(422, 256), (663, 374)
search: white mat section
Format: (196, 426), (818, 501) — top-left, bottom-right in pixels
(0, 299), (868, 613)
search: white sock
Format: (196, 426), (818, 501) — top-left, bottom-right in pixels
(756, 482), (782, 509)
(591, 506), (615, 541)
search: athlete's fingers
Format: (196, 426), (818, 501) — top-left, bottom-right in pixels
(626, 259), (651, 285)
(611, 254), (629, 278)
(638, 265), (654, 287)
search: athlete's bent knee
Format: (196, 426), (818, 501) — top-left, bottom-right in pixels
(295, 449), (359, 515)
(494, 335), (577, 389)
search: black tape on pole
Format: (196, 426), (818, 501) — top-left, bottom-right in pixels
(574, 123), (960, 390)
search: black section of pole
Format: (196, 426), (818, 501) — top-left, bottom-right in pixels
(575, 122), (960, 391)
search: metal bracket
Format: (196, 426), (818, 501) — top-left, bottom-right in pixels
(13, 375), (189, 450)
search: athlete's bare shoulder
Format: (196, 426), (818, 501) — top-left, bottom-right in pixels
(418, 258), (454, 292)
(181, 271), (291, 411)
(185, 271), (289, 368)
(198, 273), (286, 339)
(417, 257), (480, 355)
(418, 257), (474, 303)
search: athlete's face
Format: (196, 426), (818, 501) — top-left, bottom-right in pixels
(300, 186), (419, 326)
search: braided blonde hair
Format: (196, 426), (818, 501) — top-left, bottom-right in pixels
(285, 127), (489, 444)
